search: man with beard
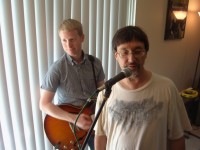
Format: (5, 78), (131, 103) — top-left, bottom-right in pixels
(94, 26), (191, 150)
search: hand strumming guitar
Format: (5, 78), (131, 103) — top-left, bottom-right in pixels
(70, 113), (93, 130)
(44, 104), (95, 149)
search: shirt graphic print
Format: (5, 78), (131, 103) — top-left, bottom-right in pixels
(108, 97), (163, 133)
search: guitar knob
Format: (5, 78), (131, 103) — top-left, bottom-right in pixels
(70, 140), (74, 145)
(63, 145), (67, 149)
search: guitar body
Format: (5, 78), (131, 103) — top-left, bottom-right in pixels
(44, 104), (92, 150)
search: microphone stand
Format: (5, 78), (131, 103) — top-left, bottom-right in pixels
(81, 87), (112, 150)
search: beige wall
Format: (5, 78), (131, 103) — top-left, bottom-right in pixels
(135, 0), (200, 90)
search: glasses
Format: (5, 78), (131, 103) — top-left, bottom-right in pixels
(117, 48), (146, 58)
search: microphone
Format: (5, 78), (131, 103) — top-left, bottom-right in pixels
(97, 67), (132, 91)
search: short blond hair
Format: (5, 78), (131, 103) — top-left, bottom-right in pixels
(58, 19), (83, 36)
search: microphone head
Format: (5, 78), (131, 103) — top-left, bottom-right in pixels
(122, 67), (133, 77)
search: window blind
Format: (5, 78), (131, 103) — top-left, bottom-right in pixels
(0, 0), (135, 149)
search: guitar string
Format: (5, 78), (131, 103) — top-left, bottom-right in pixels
(73, 89), (98, 149)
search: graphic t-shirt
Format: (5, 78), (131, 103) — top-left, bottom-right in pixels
(95, 73), (192, 150)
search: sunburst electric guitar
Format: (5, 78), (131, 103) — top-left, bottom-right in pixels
(44, 104), (94, 150)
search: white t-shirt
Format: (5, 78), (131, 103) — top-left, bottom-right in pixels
(95, 73), (192, 150)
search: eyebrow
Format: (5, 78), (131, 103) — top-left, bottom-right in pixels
(119, 46), (144, 51)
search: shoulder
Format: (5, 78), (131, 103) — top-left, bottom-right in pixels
(53, 54), (67, 65)
(49, 54), (69, 72)
(87, 54), (98, 62)
(86, 54), (102, 67)
(152, 73), (174, 85)
(87, 54), (95, 62)
(152, 73), (178, 91)
(87, 54), (102, 64)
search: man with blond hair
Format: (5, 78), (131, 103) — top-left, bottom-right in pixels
(40, 19), (105, 150)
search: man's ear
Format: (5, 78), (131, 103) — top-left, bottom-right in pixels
(81, 34), (85, 42)
(114, 51), (118, 60)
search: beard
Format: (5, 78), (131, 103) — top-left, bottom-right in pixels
(125, 62), (141, 80)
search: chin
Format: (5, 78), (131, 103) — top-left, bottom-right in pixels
(132, 70), (139, 77)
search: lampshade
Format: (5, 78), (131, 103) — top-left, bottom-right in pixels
(198, 12), (200, 16)
(173, 11), (187, 20)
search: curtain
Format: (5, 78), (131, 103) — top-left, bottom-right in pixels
(0, 0), (136, 149)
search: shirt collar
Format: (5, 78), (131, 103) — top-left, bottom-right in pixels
(65, 51), (87, 65)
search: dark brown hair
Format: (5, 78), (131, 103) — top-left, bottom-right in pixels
(112, 26), (149, 52)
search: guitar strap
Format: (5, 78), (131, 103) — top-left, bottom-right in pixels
(88, 55), (98, 114)
(88, 55), (97, 89)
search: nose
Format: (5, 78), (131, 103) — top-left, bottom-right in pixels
(66, 40), (73, 48)
(127, 52), (137, 60)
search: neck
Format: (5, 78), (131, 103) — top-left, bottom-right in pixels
(71, 51), (83, 64)
(73, 57), (83, 64)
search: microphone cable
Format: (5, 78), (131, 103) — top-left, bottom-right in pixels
(73, 89), (99, 149)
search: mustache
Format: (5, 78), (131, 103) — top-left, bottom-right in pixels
(127, 62), (140, 68)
